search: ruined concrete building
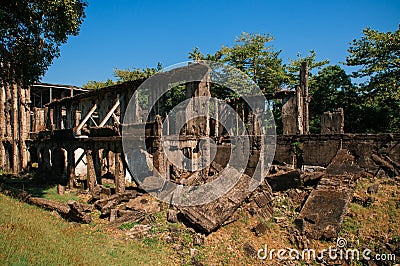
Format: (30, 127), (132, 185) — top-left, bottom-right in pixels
(0, 62), (398, 187)
(0, 62), (399, 236)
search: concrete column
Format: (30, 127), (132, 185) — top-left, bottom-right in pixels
(165, 114), (170, 135)
(86, 149), (96, 191)
(114, 153), (125, 193)
(296, 85), (304, 135)
(93, 148), (102, 184)
(300, 62), (310, 134)
(153, 115), (167, 178)
(214, 98), (219, 137)
(67, 148), (76, 189)
(42, 148), (52, 176)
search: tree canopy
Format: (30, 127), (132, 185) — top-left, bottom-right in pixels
(82, 63), (162, 89)
(287, 50), (329, 85)
(0, 0), (87, 85)
(346, 25), (400, 101)
(346, 25), (400, 132)
(189, 32), (290, 93)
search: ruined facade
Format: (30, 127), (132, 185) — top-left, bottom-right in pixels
(1, 63), (400, 238)
(0, 69), (398, 190)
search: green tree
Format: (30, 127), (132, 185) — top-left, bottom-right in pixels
(82, 63), (162, 89)
(346, 25), (400, 132)
(113, 62), (162, 83)
(309, 65), (360, 133)
(0, 0), (87, 172)
(82, 79), (115, 89)
(0, 0), (87, 84)
(287, 50), (329, 86)
(346, 25), (400, 100)
(189, 32), (290, 94)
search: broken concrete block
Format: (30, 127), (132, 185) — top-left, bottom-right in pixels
(297, 186), (353, 239)
(126, 224), (152, 239)
(266, 169), (301, 191)
(106, 210), (145, 229)
(243, 242), (258, 258)
(94, 190), (139, 215)
(167, 209), (178, 223)
(125, 195), (161, 214)
(321, 108), (344, 134)
(178, 173), (253, 233)
(302, 171), (325, 186)
(67, 200), (92, 224)
(109, 209), (118, 222)
(252, 222), (267, 236)
(326, 149), (361, 176)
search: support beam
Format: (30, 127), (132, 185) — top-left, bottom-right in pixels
(112, 113), (120, 125)
(75, 104), (97, 134)
(98, 97), (121, 127)
(89, 116), (98, 127)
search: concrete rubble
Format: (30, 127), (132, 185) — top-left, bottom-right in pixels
(295, 149), (360, 239)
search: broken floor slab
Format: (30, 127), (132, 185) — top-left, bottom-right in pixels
(326, 149), (362, 176)
(266, 169), (301, 191)
(178, 173), (254, 234)
(296, 184), (353, 239)
(296, 149), (357, 240)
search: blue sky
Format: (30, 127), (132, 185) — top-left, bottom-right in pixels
(41, 0), (400, 87)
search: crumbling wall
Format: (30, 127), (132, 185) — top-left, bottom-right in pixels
(282, 96), (297, 135)
(321, 108), (344, 134)
(274, 133), (400, 173)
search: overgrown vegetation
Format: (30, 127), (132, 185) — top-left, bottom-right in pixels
(0, 193), (175, 266)
(0, 173), (398, 265)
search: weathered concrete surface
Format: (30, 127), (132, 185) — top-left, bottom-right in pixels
(321, 108), (344, 134)
(178, 173), (253, 233)
(326, 149), (362, 176)
(94, 190), (139, 216)
(296, 185), (353, 239)
(296, 149), (358, 239)
(266, 169), (301, 191)
(274, 134), (400, 173)
(248, 183), (274, 219)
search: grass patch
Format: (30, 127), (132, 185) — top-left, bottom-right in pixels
(0, 194), (175, 266)
(119, 221), (140, 230)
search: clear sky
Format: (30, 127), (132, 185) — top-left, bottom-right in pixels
(41, 0), (400, 87)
